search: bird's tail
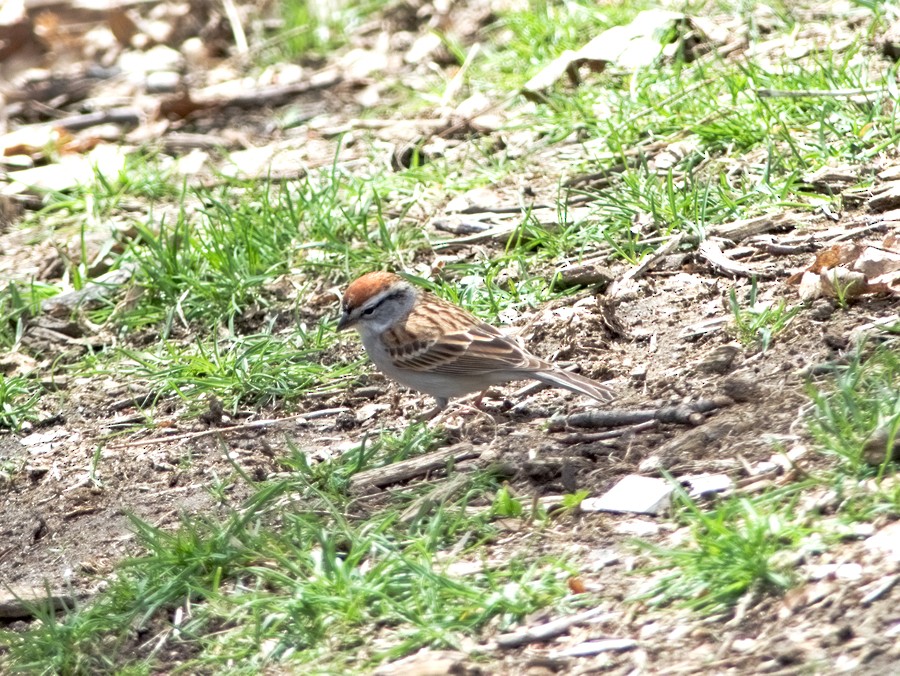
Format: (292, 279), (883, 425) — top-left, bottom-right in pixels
(533, 368), (615, 403)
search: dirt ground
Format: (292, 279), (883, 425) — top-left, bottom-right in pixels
(3, 0), (900, 673)
(4, 241), (899, 673)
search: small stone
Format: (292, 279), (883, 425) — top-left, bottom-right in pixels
(553, 263), (616, 290)
(836, 563), (863, 580)
(822, 332), (849, 351)
(810, 298), (835, 320)
(334, 412), (358, 431)
(819, 267), (867, 300)
(613, 518), (661, 536)
(696, 343), (740, 374)
(719, 372), (761, 402)
(865, 521), (900, 561)
(638, 455), (663, 473)
(181, 37), (210, 68)
(680, 473), (733, 498)
(356, 403), (389, 422)
(798, 270), (823, 301)
(749, 460), (779, 476)
(146, 70), (181, 93)
(862, 426), (900, 465)
(733, 638), (756, 652)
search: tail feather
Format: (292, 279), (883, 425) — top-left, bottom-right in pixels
(533, 368), (615, 403)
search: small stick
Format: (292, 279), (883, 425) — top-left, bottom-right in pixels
(824, 221), (889, 244)
(558, 420), (658, 444)
(608, 232), (685, 298)
(757, 87), (885, 99)
(222, 0), (248, 55)
(109, 413), (313, 449)
(698, 239), (771, 278)
(755, 241), (817, 255)
(549, 396), (733, 431)
(495, 606), (613, 648)
(349, 442), (478, 491)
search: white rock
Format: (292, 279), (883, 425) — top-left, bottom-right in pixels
(405, 32), (443, 64)
(733, 638), (756, 652)
(581, 475), (673, 515)
(865, 521), (900, 561)
(146, 70), (181, 93)
(680, 473), (734, 498)
(638, 456), (663, 472)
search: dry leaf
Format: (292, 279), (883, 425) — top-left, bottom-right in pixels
(567, 577), (587, 594)
(107, 8), (138, 46)
(787, 243), (862, 283)
(523, 9), (688, 97)
(852, 246), (900, 278)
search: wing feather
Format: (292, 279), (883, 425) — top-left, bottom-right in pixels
(389, 322), (544, 375)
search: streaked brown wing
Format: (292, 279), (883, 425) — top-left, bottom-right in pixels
(389, 323), (544, 375)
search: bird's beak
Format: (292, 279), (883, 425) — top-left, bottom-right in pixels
(336, 312), (354, 332)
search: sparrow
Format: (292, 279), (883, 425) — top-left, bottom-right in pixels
(337, 271), (614, 416)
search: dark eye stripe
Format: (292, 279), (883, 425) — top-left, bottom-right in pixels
(361, 290), (403, 316)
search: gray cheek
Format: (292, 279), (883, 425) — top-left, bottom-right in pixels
(363, 313), (398, 334)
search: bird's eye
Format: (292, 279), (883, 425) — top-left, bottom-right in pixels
(362, 307), (375, 316)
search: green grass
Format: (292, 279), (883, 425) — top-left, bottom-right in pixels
(637, 484), (809, 613)
(465, 1), (898, 263)
(262, 0), (391, 63)
(728, 277), (801, 352)
(0, 374), (41, 431)
(0, 428), (570, 674)
(108, 327), (359, 415)
(808, 344), (900, 478)
(0, 281), (60, 350)
(640, 341), (900, 614)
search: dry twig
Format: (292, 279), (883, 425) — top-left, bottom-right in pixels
(549, 396), (733, 431)
(495, 606), (614, 648)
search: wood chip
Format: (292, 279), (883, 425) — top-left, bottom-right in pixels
(0, 585), (85, 619)
(707, 212), (796, 242)
(868, 182), (900, 212)
(349, 442), (478, 492)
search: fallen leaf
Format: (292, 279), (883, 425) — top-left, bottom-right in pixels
(523, 9), (688, 97)
(852, 246), (900, 278)
(567, 577), (587, 594)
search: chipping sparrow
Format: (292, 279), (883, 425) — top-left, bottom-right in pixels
(337, 271), (615, 415)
